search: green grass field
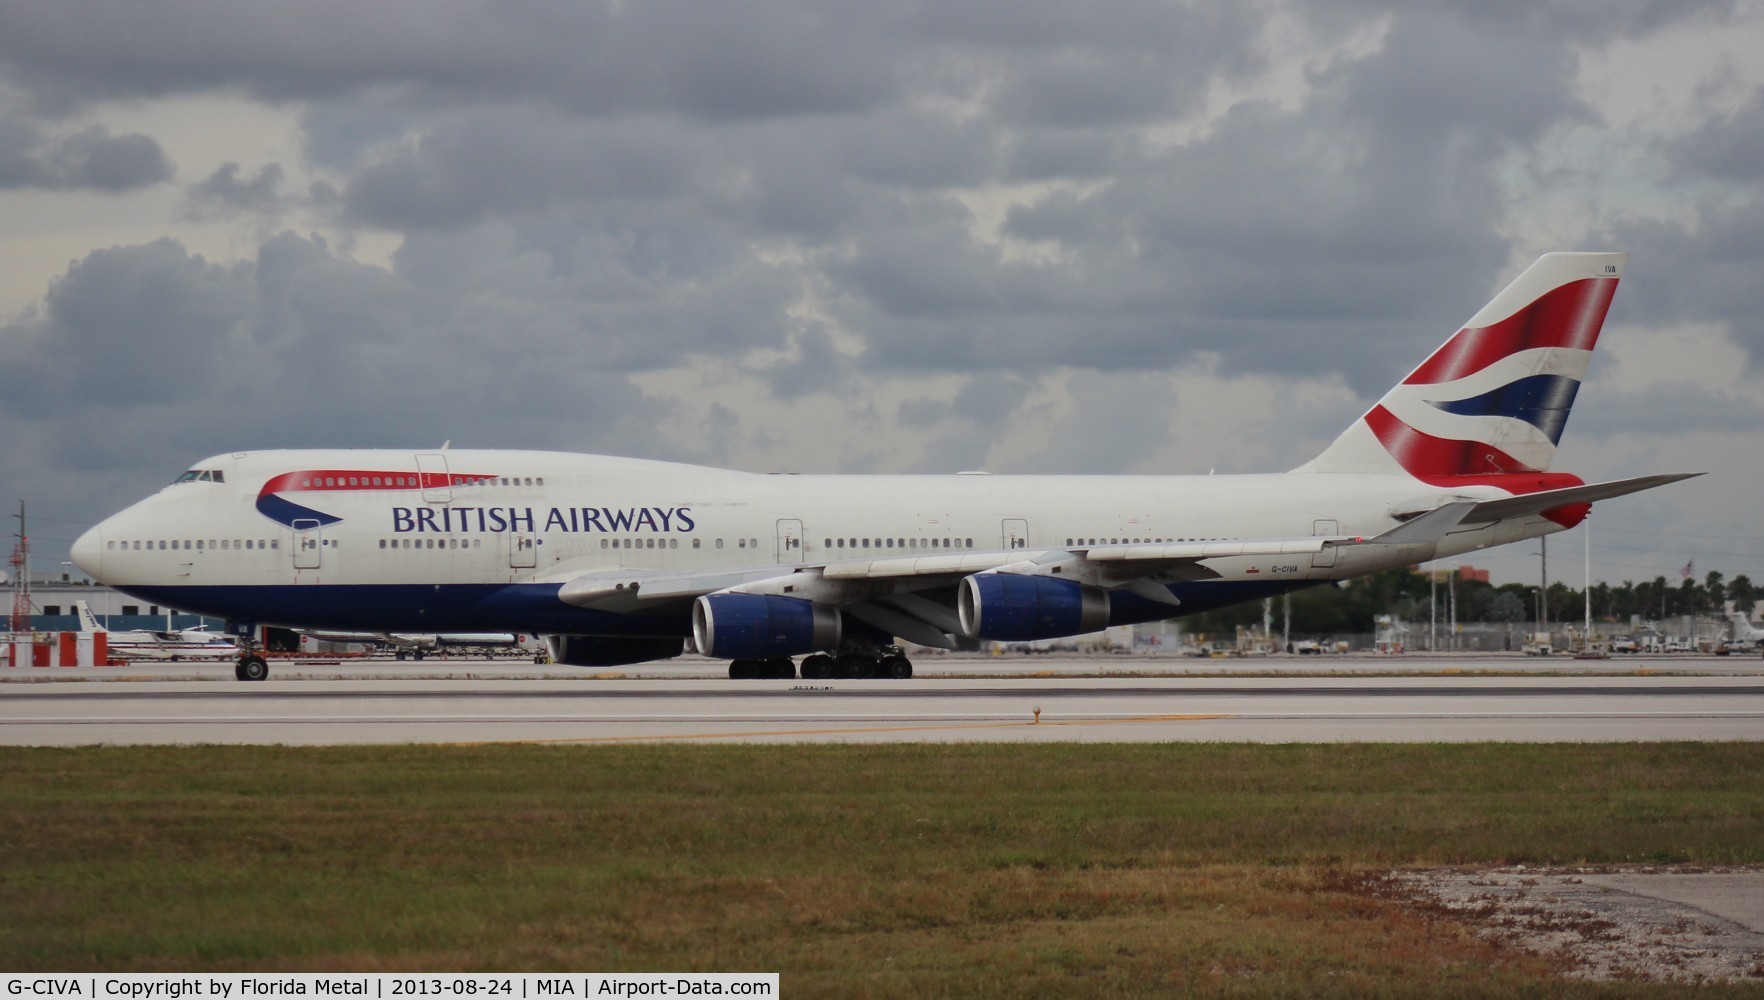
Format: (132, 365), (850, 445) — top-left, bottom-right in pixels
(2, 743), (1761, 997)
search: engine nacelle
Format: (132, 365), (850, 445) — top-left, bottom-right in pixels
(958, 574), (1110, 641)
(692, 593), (841, 660)
(546, 635), (684, 667)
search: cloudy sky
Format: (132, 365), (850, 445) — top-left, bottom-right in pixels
(4, 0), (1762, 593)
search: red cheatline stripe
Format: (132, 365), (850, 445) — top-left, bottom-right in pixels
(1364, 405), (1539, 478)
(259, 470), (496, 495)
(1404, 277), (1617, 385)
(1364, 407), (1587, 494)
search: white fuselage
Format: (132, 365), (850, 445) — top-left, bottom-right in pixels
(71, 448), (1557, 636)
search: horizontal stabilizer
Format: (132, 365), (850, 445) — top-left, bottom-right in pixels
(1371, 473), (1701, 546)
(1453, 473), (1701, 524)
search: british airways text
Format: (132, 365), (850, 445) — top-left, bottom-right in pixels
(392, 507), (695, 534)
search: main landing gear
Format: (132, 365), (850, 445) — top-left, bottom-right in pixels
(727, 657), (798, 680)
(732, 644), (913, 681)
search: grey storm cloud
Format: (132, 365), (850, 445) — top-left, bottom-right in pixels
(2, 2), (1748, 395)
(182, 162), (289, 219)
(0, 0), (902, 117)
(0, 115), (171, 191)
(0, 229), (763, 456)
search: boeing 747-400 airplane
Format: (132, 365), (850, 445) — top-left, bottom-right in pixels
(71, 253), (1696, 680)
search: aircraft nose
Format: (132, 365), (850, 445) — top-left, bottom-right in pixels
(71, 524), (104, 581)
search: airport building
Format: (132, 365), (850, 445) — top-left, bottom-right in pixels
(8, 578), (222, 633)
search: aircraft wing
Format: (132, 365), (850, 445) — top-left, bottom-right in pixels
(552, 472), (1700, 645)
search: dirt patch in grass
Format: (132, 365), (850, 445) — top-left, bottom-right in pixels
(1372, 866), (1764, 984)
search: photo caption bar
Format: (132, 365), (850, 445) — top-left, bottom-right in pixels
(2, 975), (778, 1000)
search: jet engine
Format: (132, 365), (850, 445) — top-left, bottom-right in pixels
(692, 593), (841, 660)
(958, 574), (1110, 641)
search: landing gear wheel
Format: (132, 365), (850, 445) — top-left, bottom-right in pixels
(236, 655), (269, 682)
(880, 655), (913, 679)
(762, 657), (796, 679)
(729, 659), (755, 680)
(799, 654), (833, 680)
(835, 652), (874, 679)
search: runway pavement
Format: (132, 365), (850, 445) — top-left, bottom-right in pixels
(3, 653), (1762, 745)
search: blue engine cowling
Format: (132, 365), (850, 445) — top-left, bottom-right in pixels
(958, 574), (1110, 641)
(692, 593), (842, 660)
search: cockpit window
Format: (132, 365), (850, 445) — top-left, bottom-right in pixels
(172, 469), (225, 484)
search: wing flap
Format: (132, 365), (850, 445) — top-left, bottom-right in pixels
(1084, 538), (1332, 562)
(822, 552), (1009, 579)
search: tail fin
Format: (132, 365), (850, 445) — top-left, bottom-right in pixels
(1297, 252), (1626, 482)
(73, 600), (106, 633)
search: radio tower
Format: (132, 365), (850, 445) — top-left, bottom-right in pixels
(9, 501), (30, 634)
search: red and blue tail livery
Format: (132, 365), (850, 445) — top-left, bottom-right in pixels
(1298, 252), (1623, 488)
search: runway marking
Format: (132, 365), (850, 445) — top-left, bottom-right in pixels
(446, 713), (1237, 745)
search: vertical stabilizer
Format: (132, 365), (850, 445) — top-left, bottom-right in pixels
(1296, 252), (1625, 481)
(74, 600), (106, 633)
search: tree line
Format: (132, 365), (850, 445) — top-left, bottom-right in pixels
(1185, 568), (1753, 636)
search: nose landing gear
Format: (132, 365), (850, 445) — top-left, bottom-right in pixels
(227, 620), (269, 681)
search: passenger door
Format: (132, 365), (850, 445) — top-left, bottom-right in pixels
(509, 533), (538, 569)
(776, 519), (805, 563)
(292, 519), (322, 570)
(415, 452), (452, 504)
(1311, 519), (1338, 569)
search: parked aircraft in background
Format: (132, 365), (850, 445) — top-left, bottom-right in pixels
(70, 253), (1696, 681)
(1725, 610), (1764, 647)
(73, 599), (241, 662)
(295, 628), (536, 660)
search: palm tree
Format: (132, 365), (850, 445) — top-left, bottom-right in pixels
(1730, 574), (1754, 615)
(1704, 571), (1726, 613)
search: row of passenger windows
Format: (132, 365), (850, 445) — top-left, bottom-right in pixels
(113, 533), (1177, 557)
(300, 475), (544, 488)
(824, 537), (974, 550)
(107, 538), (278, 551)
(372, 537), (766, 551)
(1063, 538), (1220, 546)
